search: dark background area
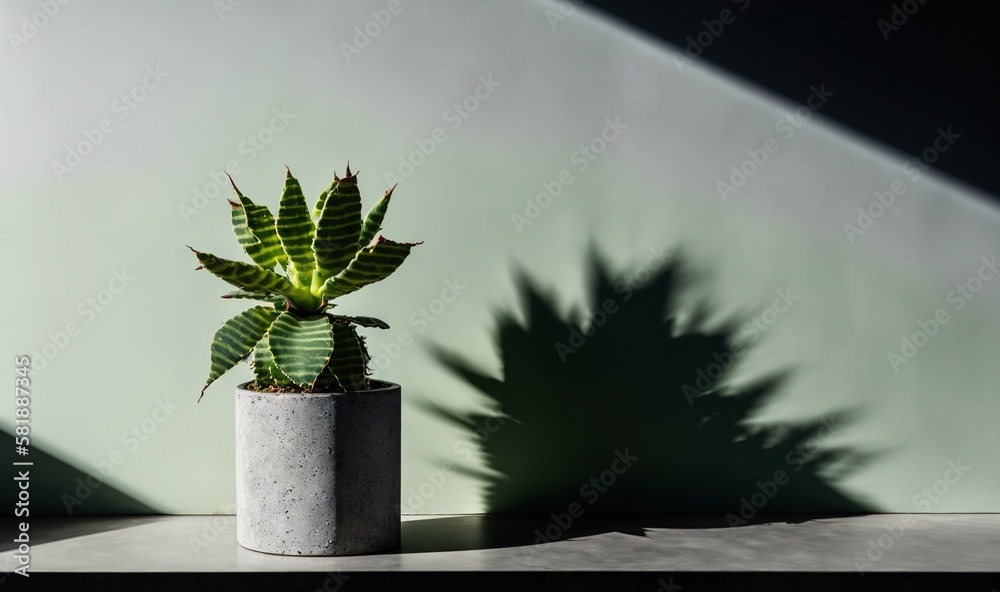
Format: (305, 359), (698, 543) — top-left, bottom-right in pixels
(584, 0), (998, 197)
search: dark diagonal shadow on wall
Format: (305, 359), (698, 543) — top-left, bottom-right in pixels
(2, 426), (157, 531)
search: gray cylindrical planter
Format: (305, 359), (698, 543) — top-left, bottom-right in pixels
(235, 380), (400, 556)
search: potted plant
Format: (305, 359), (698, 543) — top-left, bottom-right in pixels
(189, 164), (419, 556)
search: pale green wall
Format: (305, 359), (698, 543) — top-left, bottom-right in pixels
(1, 0), (997, 514)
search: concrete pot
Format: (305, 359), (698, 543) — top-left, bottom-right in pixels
(235, 380), (401, 555)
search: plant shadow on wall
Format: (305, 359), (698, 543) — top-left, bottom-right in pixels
(403, 250), (876, 553)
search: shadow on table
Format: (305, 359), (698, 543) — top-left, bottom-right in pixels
(399, 513), (866, 555)
(0, 515), (163, 553)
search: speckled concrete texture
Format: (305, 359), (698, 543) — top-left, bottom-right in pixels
(235, 380), (401, 556)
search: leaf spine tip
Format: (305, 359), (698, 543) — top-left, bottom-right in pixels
(226, 173), (241, 194)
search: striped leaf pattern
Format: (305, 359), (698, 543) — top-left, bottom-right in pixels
(193, 164), (420, 397)
(228, 199), (259, 262)
(221, 290), (289, 308)
(321, 236), (419, 299)
(328, 314), (389, 329)
(313, 180), (334, 221)
(312, 164), (352, 219)
(268, 311), (335, 388)
(250, 334), (272, 382)
(276, 169), (316, 284)
(193, 249), (298, 295)
(323, 323), (368, 391)
(242, 201), (288, 271)
(358, 185), (395, 248)
(228, 179), (287, 270)
(251, 334), (293, 387)
(313, 173), (362, 281)
(201, 306), (279, 399)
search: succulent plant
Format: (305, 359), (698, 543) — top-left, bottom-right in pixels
(190, 164), (419, 400)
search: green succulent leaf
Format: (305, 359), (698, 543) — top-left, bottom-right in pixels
(321, 236), (420, 299)
(191, 248), (298, 295)
(358, 185), (395, 249)
(245, 204), (289, 271)
(328, 314), (389, 329)
(251, 334), (293, 387)
(229, 198), (257, 257)
(313, 179), (333, 221)
(250, 335), (272, 381)
(313, 190), (328, 222)
(221, 290), (288, 308)
(313, 163), (353, 219)
(313, 172), (362, 282)
(229, 200), (280, 271)
(201, 305), (280, 400)
(268, 311), (335, 388)
(227, 178), (287, 271)
(323, 323), (368, 391)
(195, 164), (420, 395)
(221, 289), (264, 299)
(276, 168), (316, 285)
